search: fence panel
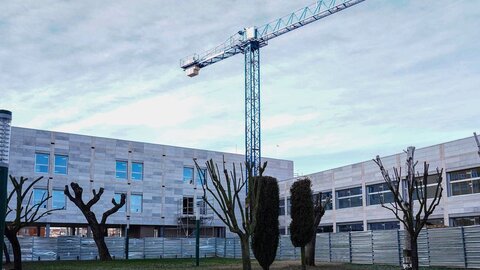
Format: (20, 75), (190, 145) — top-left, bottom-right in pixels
(128, 238), (144, 259)
(57, 237), (81, 260)
(181, 238), (195, 258)
(372, 230), (399, 265)
(163, 238), (182, 258)
(18, 237), (34, 261)
(315, 233), (330, 262)
(144, 238), (163, 259)
(216, 238), (225, 257)
(32, 237), (57, 261)
(279, 235), (296, 260)
(429, 227), (465, 267)
(199, 238), (216, 258)
(224, 238), (236, 258)
(399, 230), (430, 267)
(351, 231), (372, 264)
(330, 232), (350, 262)
(79, 238), (97, 260)
(465, 226), (480, 268)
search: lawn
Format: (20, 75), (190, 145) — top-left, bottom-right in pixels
(19, 258), (465, 270)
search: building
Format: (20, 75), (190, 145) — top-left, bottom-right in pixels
(7, 126), (480, 238)
(278, 135), (480, 233)
(7, 127), (293, 238)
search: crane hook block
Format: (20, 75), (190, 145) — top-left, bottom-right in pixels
(186, 65), (200, 77)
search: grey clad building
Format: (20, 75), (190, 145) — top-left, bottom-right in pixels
(6, 126), (480, 238)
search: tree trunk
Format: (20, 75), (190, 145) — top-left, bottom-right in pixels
(239, 234), (252, 270)
(4, 241), (11, 264)
(305, 235), (316, 266)
(402, 229), (412, 270)
(6, 230), (22, 270)
(92, 227), (112, 261)
(300, 245), (306, 270)
(411, 237), (419, 270)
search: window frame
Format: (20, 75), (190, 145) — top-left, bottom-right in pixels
(130, 194), (143, 213)
(35, 153), (50, 174)
(33, 188), (48, 209)
(448, 167), (480, 197)
(114, 193), (126, 212)
(336, 186), (363, 209)
(183, 167), (194, 184)
(52, 189), (66, 210)
(54, 155), (68, 175)
(115, 160), (128, 180)
(197, 168), (207, 185)
(367, 182), (395, 206)
(131, 162), (143, 181)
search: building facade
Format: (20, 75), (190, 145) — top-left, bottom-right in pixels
(278, 135), (480, 233)
(7, 127), (294, 238)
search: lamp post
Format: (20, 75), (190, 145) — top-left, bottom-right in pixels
(125, 214), (130, 260)
(0, 110), (12, 266)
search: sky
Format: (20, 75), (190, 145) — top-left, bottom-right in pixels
(1, 0), (479, 176)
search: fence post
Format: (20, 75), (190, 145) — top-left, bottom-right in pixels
(426, 228), (431, 267)
(180, 238), (183, 258)
(328, 233), (332, 262)
(224, 238), (227, 258)
(397, 230), (401, 266)
(461, 226), (468, 268)
(371, 231), (374, 264)
(348, 232), (352, 263)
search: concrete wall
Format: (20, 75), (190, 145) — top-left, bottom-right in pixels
(279, 136), (480, 232)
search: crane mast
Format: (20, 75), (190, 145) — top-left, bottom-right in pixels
(180, 0), (365, 176)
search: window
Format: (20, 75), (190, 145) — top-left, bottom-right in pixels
(183, 167), (194, 184)
(336, 187), (362, 209)
(449, 167), (480, 196)
(197, 198), (207, 215)
(33, 188), (48, 209)
(52, 190), (65, 210)
(54, 155), (68, 175)
(408, 174), (442, 199)
(279, 198), (285, 216)
(338, 223), (364, 232)
(452, 216), (480, 227)
(368, 221), (399, 230)
(198, 168), (207, 185)
(116, 161), (127, 179)
(287, 197), (292, 215)
(425, 218), (444, 228)
(114, 193), (126, 212)
(317, 225), (333, 233)
(130, 194), (143, 213)
(183, 197), (194, 215)
(35, 153), (49, 173)
(317, 191), (332, 210)
(131, 162), (143, 180)
(367, 183), (394, 205)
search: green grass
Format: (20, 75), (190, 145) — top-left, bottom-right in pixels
(19, 258), (465, 270)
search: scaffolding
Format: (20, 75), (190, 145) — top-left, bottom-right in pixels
(176, 197), (214, 238)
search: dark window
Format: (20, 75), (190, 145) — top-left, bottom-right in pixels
(403, 175), (442, 200)
(279, 198), (285, 216)
(338, 223), (363, 232)
(336, 187), (363, 209)
(368, 221), (399, 230)
(183, 197), (194, 215)
(317, 225), (333, 233)
(367, 183), (394, 205)
(314, 191), (332, 210)
(449, 167), (480, 196)
(452, 216), (480, 227)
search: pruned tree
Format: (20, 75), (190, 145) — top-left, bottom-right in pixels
(305, 191), (331, 266)
(193, 157), (266, 270)
(251, 176), (279, 270)
(64, 182), (126, 261)
(5, 176), (60, 270)
(474, 132), (480, 158)
(373, 146), (443, 270)
(290, 178), (314, 270)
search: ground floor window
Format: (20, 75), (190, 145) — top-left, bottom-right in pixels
(451, 216), (480, 227)
(317, 225), (333, 233)
(337, 222), (363, 232)
(368, 221), (400, 230)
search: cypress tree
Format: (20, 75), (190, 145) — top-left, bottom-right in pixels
(290, 178), (314, 270)
(251, 176), (280, 270)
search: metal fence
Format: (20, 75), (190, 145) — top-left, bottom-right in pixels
(6, 225), (480, 268)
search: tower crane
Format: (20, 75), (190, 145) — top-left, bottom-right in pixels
(180, 0), (365, 176)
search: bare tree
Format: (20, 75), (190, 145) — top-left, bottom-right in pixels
(5, 176), (60, 270)
(373, 146), (443, 270)
(305, 191), (331, 266)
(194, 158), (266, 270)
(474, 132), (480, 158)
(64, 182), (126, 261)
